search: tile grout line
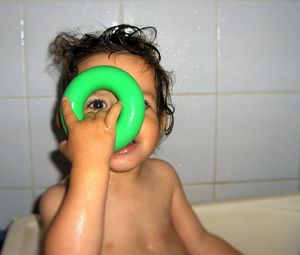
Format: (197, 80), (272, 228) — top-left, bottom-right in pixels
(182, 177), (300, 186)
(172, 91), (300, 96)
(213, 0), (220, 201)
(0, 95), (56, 100)
(1, 91), (300, 100)
(20, 3), (36, 202)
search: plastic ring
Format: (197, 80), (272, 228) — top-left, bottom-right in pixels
(60, 65), (145, 151)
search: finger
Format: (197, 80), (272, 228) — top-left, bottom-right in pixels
(61, 97), (77, 128)
(105, 102), (122, 129)
(84, 111), (97, 120)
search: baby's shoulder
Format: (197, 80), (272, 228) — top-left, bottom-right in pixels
(146, 158), (175, 171)
(39, 183), (67, 228)
(40, 183), (67, 204)
(145, 158), (182, 187)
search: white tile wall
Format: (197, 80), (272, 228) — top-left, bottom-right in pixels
(0, 3), (25, 97)
(29, 98), (60, 187)
(217, 95), (300, 182)
(24, 1), (120, 97)
(218, 1), (300, 92)
(216, 180), (299, 201)
(157, 95), (215, 184)
(183, 184), (214, 204)
(0, 99), (31, 187)
(123, 0), (217, 93)
(0, 0), (299, 228)
(0, 189), (33, 229)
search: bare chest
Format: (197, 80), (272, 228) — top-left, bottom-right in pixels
(102, 213), (187, 255)
(101, 185), (187, 254)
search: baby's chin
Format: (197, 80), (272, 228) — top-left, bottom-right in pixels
(109, 154), (140, 173)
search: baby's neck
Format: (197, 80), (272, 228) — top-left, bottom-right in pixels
(109, 164), (144, 187)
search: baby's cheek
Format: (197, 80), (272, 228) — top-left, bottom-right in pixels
(142, 114), (160, 135)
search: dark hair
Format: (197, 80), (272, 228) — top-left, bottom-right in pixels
(50, 24), (174, 138)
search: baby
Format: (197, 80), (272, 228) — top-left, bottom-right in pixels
(39, 24), (242, 255)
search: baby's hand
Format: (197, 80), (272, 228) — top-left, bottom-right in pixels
(59, 97), (122, 166)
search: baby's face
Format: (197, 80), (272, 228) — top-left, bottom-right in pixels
(77, 53), (162, 172)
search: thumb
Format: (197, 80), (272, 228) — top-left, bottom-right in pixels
(105, 102), (122, 129)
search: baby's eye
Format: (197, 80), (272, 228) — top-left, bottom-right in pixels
(86, 99), (107, 110)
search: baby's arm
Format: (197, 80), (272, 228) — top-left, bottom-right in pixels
(40, 98), (121, 255)
(169, 166), (242, 255)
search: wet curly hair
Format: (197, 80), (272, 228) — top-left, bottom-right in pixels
(50, 24), (174, 138)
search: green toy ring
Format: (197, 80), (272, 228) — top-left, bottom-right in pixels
(60, 65), (145, 152)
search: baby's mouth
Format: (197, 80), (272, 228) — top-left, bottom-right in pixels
(115, 140), (137, 154)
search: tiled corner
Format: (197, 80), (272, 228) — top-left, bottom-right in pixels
(29, 98), (62, 187)
(156, 95), (215, 184)
(217, 94), (300, 182)
(0, 189), (33, 229)
(24, 1), (120, 97)
(216, 180), (299, 201)
(183, 184), (214, 204)
(218, 1), (300, 92)
(0, 3), (25, 97)
(0, 99), (31, 187)
(123, 0), (216, 93)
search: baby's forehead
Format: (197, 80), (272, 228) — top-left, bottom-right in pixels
(77, 52), (157, 96)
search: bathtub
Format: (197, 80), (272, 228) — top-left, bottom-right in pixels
(2, 191), (300, 255)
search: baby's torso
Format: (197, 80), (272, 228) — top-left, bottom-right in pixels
(102, 163), (188, 254)
(102, 209), (187, 254)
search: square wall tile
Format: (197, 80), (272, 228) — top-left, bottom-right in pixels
(156, 95), (215, 184)
(0, 3), (25, 97)
(216, 180), (299, 201)
(29, 98), (62, 187)
(183, 184), (214, 204)
(218, 1), (300, 92)
(24, 1), (120, 97)
(123, 0), (216, 93)
(0, 189), (33, 229)
(217, 95), (300, 182)
(0, 99), (31, 187)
